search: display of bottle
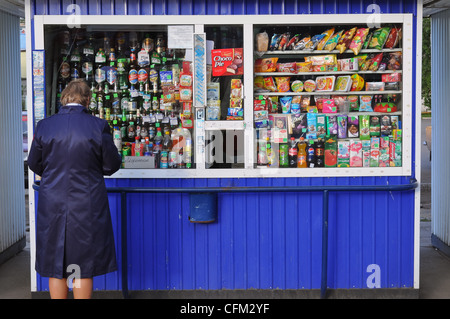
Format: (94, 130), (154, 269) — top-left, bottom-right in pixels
(116, 42), (128, 75)
(135, 109), (142, 138)
(70, 46), (81, 80)
(81, 36), (95, 83)
(120, 110), (128, 141)
(59, 56), (71, 87)
(279, 143), (289, 168)
(143, 138), (152, 156)
(162, 130), (172, 152)
(142, 33), (154, 53)
(257, 139), (268, 167)
(315, 137), (325, 167)
(111, 82), (121, 114)
(306, 140), (316, 168)
(112, 120), (122, 152)
(96, 84), (104, 118)
(288, 137), (298, 168)
(297, 137), (307, 168)
(127, 114), (136, 143)
(95, 47), (107, 85)
(153, 125), (163, 152)
(108, 47), (116, 68)
(133, 136), (142, 156)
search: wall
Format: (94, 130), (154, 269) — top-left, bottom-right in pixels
(28, 0), (420, 293)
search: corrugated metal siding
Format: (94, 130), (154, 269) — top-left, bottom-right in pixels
(0, 10), (26, 254)
(431, 9), (450, 245)
(31, 0), (418, 292)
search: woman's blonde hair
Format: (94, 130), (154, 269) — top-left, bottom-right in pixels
(60, 79), (91, 107)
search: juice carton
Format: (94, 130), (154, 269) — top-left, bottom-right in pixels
(326, 115), (338, 136)
(337, 115), (347, 139)
(362, 140), (371, 167)
(337, 140), (350, 167)
(349, 140), (363, 167)
(370, 137), (380, 167)
(324, 136), (337, 167)
(317, 115), (327, 138)
(379, 136), (390, 167)
(359, 115), (370, 140)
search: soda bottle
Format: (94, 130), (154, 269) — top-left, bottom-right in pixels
(133, 136), (142, 156)
(297, 137), (307, 168)
(306, 139), (316, 168)
(127, 115), (136, 143)
(162, 130), (172, 151)
(279, 143), (289, 168)
(154, 125), (163, 152)
(315, 137), (325, 167)
(288, 137), (298, 168)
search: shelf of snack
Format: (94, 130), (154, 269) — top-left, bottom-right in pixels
(253, 25), (403, 169)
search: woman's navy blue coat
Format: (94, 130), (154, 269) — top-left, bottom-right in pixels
(28, 104), (122, 279)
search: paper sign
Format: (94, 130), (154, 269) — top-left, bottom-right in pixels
(167, 25), (194, 49)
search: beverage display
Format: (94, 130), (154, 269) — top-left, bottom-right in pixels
(53, 29), (193, 169)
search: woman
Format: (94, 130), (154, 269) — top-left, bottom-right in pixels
(28, 79), (122, 299)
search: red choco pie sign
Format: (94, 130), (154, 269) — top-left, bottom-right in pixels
(211, 48), (243, 76)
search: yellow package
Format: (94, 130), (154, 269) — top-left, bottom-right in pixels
(317, 28), (335, 51)
(296, 61), (312, 73)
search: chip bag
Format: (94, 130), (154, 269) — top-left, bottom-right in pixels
(317, 28), (335, 51)
(254, 58), (278, 72)
(349, 28), (370, 55)
(336, 27), (357, 54)
(368, 27), (391, 50)
(324, 30), (344, 51)
(384, 26), (402, 49)
(275, 77), (290, 92)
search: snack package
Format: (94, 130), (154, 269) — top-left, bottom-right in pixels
(280, 96), (292, 114)
(334, 75), (352, 92)
(277, 62), (297, 73)
(361, 53), (383, 71)
(390, 115), (400, 129)
(293, 35), (312, 50)
(384, 26), (402, 49)
(389, 138), (402, 167)
(369, 27), (391, 50)
(338, 58), (359, 72)
(348, 95), (359, 111)
(269, 34), (282, 51)
(359, 95), (374, 112)
(278, 33), (291, 51)
(338, 140), (350, 167)
(206, 104), (220, 121)
(316, 76), (336, 92)
(347, 116), (359, 138)
(359, 115), (370, 140)
(207, 82), (220, 100)
(291, 80), (304, 92)
(324, 30), (344, 51)
(300, 96), (311, 112)
(317, 115), (327, 138)
(323, 99), (337, 113)
(332, 95), (347, 112)
(254, 110), (269, 128)
(288, 113), (308, 138)
(263, 77), (277, 92)
(362, 30), (373, 50)
(379, 136), (390, 167)
(306, 113), (317, 139)
(387, 52), (402, 70)
(350, 140), (363, 167)
(324, 136), (337, 167)
(256, 31), (269, 52)
(370, 137), (380, 167)
(366, 82), (385, 92)
(351, 74), (365, 91)
(362, 140), (371, 167)
(317, 28), (335, 51)
(296, 61), (313, 72)
(304, 80), (316, 92)
(291, 103), (301, 114)
(255, 58), (279, 72)
(286, 34), (300, 50)
(254, 97), (268, 111)
(336, 27), (357, 53)
(369, 116), (381, 136)
(305, 33), (326, 50)
(349, 28), (370, 55)
(275, 77), (291, 92)
(380, 115), (392, 136)
(337, 115), (347, 139)
(305, 54), (337, 66)
(254, 76), (265, 91)
(326, 115), (338, 136)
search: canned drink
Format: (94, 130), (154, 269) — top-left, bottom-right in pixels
(160, 151), (168, 169)
(169, 151), (177, 168)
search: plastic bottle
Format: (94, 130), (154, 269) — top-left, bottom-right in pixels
(112, 120), (122, 152)
(315, 137), (325, 167)
(154, 126), (163, 152)
(288, 137), (297, 168)
(306, 139), (316, 168)
(133, 136), (142, 156)
(162, 130), (172, 151)
(297, 137), (307, 168)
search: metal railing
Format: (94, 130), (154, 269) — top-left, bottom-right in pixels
(33, 178), (418, 299)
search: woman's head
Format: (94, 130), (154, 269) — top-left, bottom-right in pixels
(60, 79), (91, 108)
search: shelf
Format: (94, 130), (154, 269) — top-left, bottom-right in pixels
(254, 90), (402, 96)
(256, 48), (403, 56)
(255, 70), (402, 77)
